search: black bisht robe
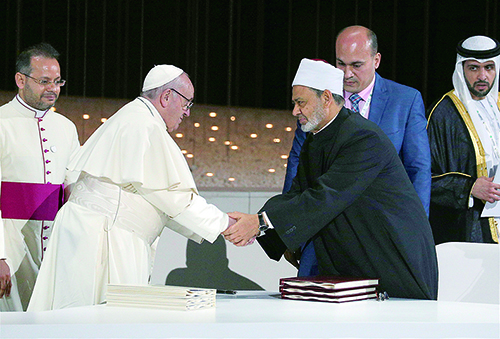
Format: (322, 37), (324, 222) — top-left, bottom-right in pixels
(258, 108), (438, 300)
(427, 96), (495, 244)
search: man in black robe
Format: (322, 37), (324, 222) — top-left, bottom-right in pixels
(427, 36), (500, 244)
(224, 59), (438, 300)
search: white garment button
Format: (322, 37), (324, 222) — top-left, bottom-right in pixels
(50, 146), (57, 153)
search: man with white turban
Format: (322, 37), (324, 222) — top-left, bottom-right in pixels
(284, 26), (431, 278)
(225, 59), (438, 300)
(427, 36), (500, 244)
(28, 65), (235, 311)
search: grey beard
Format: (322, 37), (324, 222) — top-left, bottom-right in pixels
(300, 106), (326, 132)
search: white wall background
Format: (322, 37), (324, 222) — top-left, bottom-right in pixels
(151, 191), (297, 291)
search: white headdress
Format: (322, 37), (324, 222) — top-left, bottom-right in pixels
(453, 35), (500, 109)
(292, 58), (344, 95)
(142, 65), (184, 92)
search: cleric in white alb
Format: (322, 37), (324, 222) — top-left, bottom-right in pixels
(0, 43), (80, 312)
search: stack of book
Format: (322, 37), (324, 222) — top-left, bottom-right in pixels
(279, 276), (379, 303)
(106, 284), (216, 310)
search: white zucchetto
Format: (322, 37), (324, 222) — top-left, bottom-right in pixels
(142, 65), (184, 92)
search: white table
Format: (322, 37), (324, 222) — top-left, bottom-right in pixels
(1, 291), (498, 338)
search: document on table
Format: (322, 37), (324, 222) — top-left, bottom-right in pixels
(106, 284), (216, 310)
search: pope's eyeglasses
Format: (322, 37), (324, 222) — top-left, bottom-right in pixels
(169, 88), (194, 110)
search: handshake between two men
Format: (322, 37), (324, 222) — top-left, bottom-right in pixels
(223, 212), (261, 247)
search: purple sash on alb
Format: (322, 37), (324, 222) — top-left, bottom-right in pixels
(0, 181), (64, 221)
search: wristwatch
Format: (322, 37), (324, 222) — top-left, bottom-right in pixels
(258, 213), (268, 236)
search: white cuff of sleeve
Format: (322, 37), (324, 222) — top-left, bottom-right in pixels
(257, 211), (275, 237)
(262, 211), (274, 229)
(469, 196), (474, 208)
(171, 194), (227, 243)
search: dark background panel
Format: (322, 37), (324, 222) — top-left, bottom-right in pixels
(1, 0), (499, 110)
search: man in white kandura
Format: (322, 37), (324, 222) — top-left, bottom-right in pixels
(427, 35), (500, 244)
(28, 65), (235, 311)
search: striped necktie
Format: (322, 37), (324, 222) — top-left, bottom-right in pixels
(349, 93), (362, 113)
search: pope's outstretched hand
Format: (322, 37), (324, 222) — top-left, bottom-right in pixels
(223, 211), (260, 246)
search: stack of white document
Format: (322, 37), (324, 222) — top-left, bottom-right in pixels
(106, 284), (216, 310)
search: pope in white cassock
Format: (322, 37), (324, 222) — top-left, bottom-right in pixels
(28, 65), (234, 311)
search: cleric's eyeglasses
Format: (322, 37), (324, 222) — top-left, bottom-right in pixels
(21, 73), (66, 87)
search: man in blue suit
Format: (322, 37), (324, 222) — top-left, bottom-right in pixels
(284, 26), (431, 276)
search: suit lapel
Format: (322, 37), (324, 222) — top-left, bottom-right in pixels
(368, 73), (389, 126)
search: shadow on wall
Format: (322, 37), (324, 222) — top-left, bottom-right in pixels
(166, 235), (264, 291)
